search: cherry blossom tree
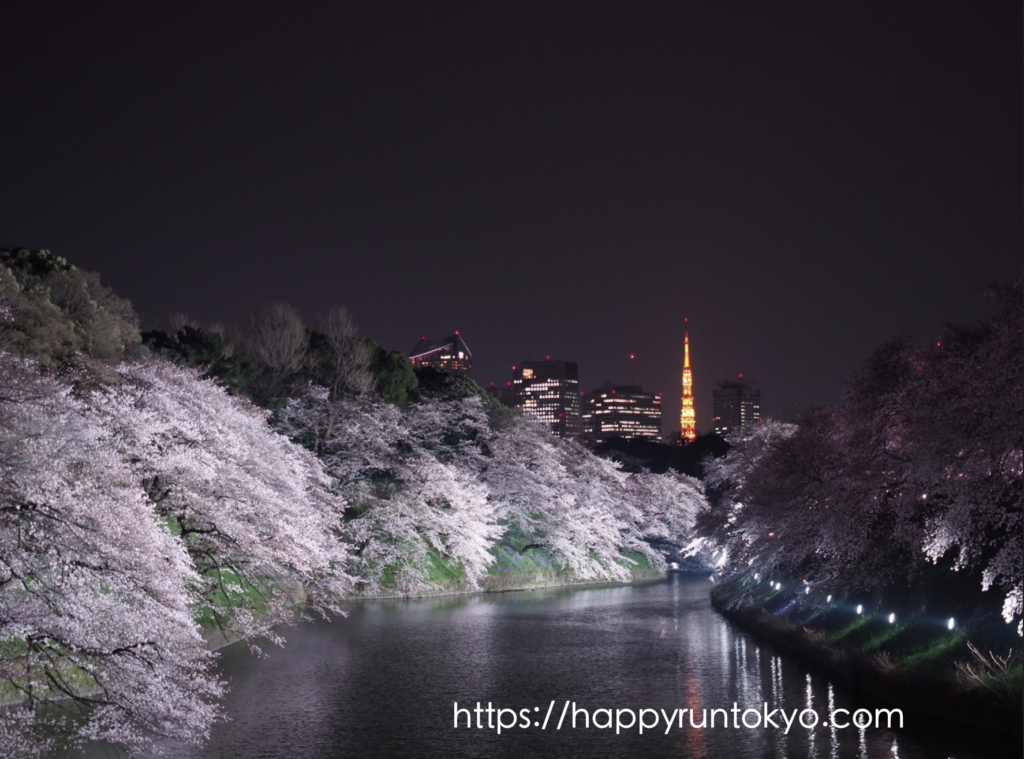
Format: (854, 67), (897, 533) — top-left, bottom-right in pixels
(698, 419), (798, 577)
(278, 385), (705, 591)
(88, 361), (353, 645)
(1, 357), (223, 758)
(913, 283), (1022, 633)
(276, 387), (500, 594)
(625, 469), (705, 558)
(701, 283), (1022, 635)
(485, 418), (705, 580)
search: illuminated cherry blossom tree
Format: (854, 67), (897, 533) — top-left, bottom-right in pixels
(702, 283), (1021, 635)
(279, 386), (706, 591)
(485, 417), (705, 580)
(0, 358), (222, 758)
(277, 387), (500, 593)
(89, 362), (353, 645)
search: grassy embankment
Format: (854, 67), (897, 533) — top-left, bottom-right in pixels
(358, 544), (663, 598)
(710, 574), (1022, 735)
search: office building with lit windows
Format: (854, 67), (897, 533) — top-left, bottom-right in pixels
(712, 377), (761, 436)
(582, 384), (662, 443)
(512, 359), (582, 438)
(408, 332), (472, 376)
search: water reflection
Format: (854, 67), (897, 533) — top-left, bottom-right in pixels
(64, 575), (1017, 759)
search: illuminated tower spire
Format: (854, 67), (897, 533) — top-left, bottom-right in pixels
(680, 324), (696, 443)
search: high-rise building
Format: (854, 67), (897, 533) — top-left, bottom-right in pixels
(512, 359), (582, 438)
(679, 328), (696, 443)
(582, 383), (662, 443)
(408, 332), (472, 376)
(712, 377), (761, 436)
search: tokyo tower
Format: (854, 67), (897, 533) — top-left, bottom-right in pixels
(680, 326), (696, 443)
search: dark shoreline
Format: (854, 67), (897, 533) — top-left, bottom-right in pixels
(709, 585), (1023, 739)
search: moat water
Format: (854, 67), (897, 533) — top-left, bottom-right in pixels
(69, 575), (1018, 758)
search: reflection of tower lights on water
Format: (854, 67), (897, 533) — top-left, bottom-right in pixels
(680, 320), (696, 443)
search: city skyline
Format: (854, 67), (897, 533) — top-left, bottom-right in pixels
(415, 326), (805, 437)
(2, 3), (1019, 433)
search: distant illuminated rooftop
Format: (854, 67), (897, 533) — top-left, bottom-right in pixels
(409, 332), (473, 376)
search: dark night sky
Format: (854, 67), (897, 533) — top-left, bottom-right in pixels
(2, 3), (1021, 434)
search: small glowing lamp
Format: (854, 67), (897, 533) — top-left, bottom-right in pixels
(888, 613), (895, 624)
(948, 617), (955, 631)
(805, 587), (810, 595)
(826, 594), (832, 603)
(856, 605), (863, 615)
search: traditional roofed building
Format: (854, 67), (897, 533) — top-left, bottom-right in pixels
(408, 332), (473, 376)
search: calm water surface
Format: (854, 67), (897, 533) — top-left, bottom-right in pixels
(73, 575), (1018, 759)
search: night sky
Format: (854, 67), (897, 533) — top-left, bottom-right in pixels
(3, 3), (1020, 434)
